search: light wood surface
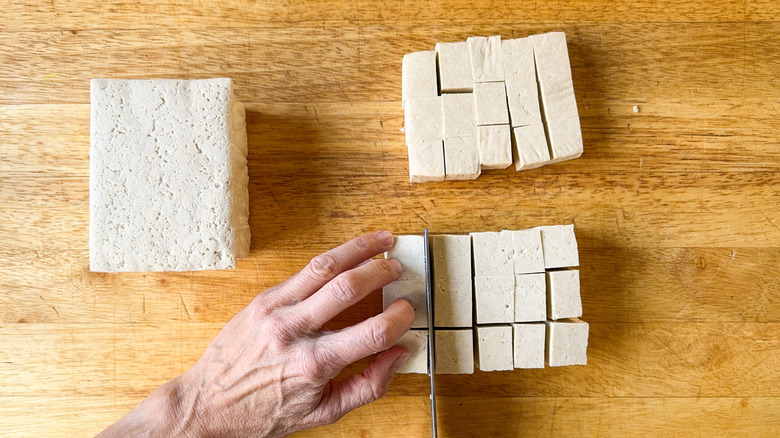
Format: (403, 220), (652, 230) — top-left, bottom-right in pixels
(1, 1), (779, 436)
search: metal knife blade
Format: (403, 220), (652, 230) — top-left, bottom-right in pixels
(423, 228), (437, 438)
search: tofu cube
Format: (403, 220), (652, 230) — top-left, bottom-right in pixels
(435, 329), (474, 374)
(537, 224), (579, 269)
(431, 234), (473, 328)
(404, 97), (443, 145)
(383, 278), (427, 328)
(511, 228), (545, 274)
(546, 319), (589, 366)
(474, 276), (514, 324)
(385, 235), (426, 281)
(512, 124), (551, 171)
(468, 35), (504, 83)
(443, 136), (481, 180)
(546, 270), (582, 320)
(442, 93), (477, 139)
(435, 42), (474, 93)
(475, 325), (514, 372)
(477, 124), (512, 170)
(474, 82), (510, 126)
(89, 78), (249, 272)
(402, 51), (438, 106)
(514, 273), (546, 323)
(408, 140), (445, 183)
(513, 323), (545, 369)
(471, 230), (514, 277)
(395, 329), (429, 374)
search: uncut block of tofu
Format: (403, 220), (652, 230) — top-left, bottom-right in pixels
(408, 140), (445, 183)
(476, 325), (514, 372)
(471, 230), (514, 277)
(402, 51), (438, 106)
(468, 36), (504, 83)
(443, 136), (481, 180)
(431, 234), (472, 327)
(511, 228), (545, 274)
(474, 276), (514, 324)
(89, 78), (249, 272)
(537, 224), (579, 269)
(477, 125), (512, 170)
(474, 82), (510, 126)
(385, 235), (426, 280)
(514, 273), (546, 322)
(383, 278), (427, 328)
(546, 270), (582, 320)
(436, 42), (474, 93)
(442, 94), (477, 139)
(546, 319), (588, 366)
(395, 330), (429, 374)
(530, 32), (583, 163)
(513, 323), (545, 369)
(404, 97), (443, 145)
(435, 329), (474, 374)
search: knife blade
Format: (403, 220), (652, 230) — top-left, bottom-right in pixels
(423, 228), (438, 438)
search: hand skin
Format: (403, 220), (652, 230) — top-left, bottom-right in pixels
(97, 231), (415, 438)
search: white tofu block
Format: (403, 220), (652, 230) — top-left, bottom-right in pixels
(394, 330), (429, 374)
(468, 35), (505, 83)
(537, 224), (579, 269)
(89, 78), (249, 272)
(513, 323), (545, 369)
(385, 235), (425, 280)
(402, 51), (438, 105)
(431, 234), (472, 327)
(477, 124), (512, 170)
(442, 93), (477, 139)
(474, 82), (510, 126)
(546, 319), (589, 366)
(436, 42), (474, 93)
(512, 124), (550, 171)
(383, 278), (427, 328)
(474, 276), (514, 324)
(408, 140), (445, 183)
(530, 32), (583, 163)
(443, 136), (481, 180)
(546, 270), (582, 320)
(514, 273), (547, 323)
(435, 329), (474, 374)
(511, 229), (545, 274)
(475, 325), (514, 371)
(404, 97), (443, 145)
(471, 230), (514, 277)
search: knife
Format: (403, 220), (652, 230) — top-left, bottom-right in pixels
(423, 228), (438, 438)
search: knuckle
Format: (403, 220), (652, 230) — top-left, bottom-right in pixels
(354, 234), (372, 250)
(329, 275), (362, 304)
(366, 319), (394, 352)
(263, 313), (296, 346)
(299, 346), (327, 380)
(307, 253), (340, 280)
(374, 258), (397, 276)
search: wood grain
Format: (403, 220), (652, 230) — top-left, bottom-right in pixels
(1, 0), (779, 436)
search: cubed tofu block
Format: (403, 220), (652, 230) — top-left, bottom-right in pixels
(514, 273), (546, 322)
(512, 124), (550, 171)
(471, 230), (514, 277)
(513, 323), (545, 369)
(435, 329), (474, 374)
(530, 32), (583, 163)
(404, 97), (444, 145)
(475, 325), (514, 372)
(442, 93), (477, 139)
(89, 78), (249, 272)
(477, 124), (512, 170)
(402, 51), (438, 105)
(474, 82), (510, 126)
(443, 136), (481, 180)
(546, 270), (582, 320)
(432, 234), (473, 327)
(436, 42), (474, 93)
(537, 224), (579, 269)
(546, 319), (588, 366)
(474, 276), (514, 324)
(385, 235), (425, 280)
(383, 278), (428, 328)
(395, 329), (429, 374)
(511, 228), (545, 274)
(408, 140), (445, 183)
(468, 36), (504, 83)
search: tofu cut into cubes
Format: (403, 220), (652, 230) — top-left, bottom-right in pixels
(436, 41), (474, 93)
(468, 35), (504, 83)
(442, 93), (477, 139)
(435, 329), (474, 374)
(383, 278), (427, 328)
(537, 224), (579, 269)
(474, 276), (514, 324)
(513, 323), (545, 369)
(408, 140), (445, 183)
(404, 96), (443, 145)
(511, 228), (545, 274)
(474, 82), (510, 126)
(511, 124), (550, 171)
(431, 234), (473, 327)
(530, 32), (583, 163)
(477, 125), (512, 170)
(514, 273), (546, 322)
(443, 136), (481, 180)
(546, 319), (589, 366)
(385, 235), (426, 280)
(89, 78), (249, 272)
(475, 325), (514, 371)
(546, 270), (582, 320)
(471, 230), (514, 277)
(394, 329), (428, 374)
(402, 51), (438, 107)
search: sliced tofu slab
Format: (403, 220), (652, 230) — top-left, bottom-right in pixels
(442, 93), (477, 139)
(436, 42), (474, 93)
(471, 230), (514, 277)
(435, 329), (474, 374)
(537, 224), (579, 269)
(474, 276), (515, 324)
(432, 234), (473, 328)
(477, 124), (512, 170)
(408, 140), (445, 183)
(546, 318), (589, 366)
(512, 124), (550, 170)
(402, 51), (438, 106)
(395, 329), (429, 374)
(468, 35), (504, 83)
(383, 278), (428, 328)
(511, 228), (545, 274)
(476, 325), (514, 371)
(443, 136), (481, 180)
(404, 96), (443, 145)
(385, 235), (426, 280)
(474, 82), (510, 126)
(514, 273), (546, 322)
(513, 323), (545, 369)
(546, 269), (582, 320)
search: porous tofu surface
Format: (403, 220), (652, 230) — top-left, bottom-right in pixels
(512, 124), (551, 171)
(546, 319), (589, 366)
(385, 235), (426, 280)
(476, 325), (514, 371)
(436, 41), (474, 93)
(474, 276), (515, 324)
(511, 228), (545, 274)
(514, 273), (547, 322)
(383, 278), (428, 328)
(442, 93), (477, 139)
(477, 124), (512, 170)
(468, 35), (504, 83)
(435, 329), (474, 374)
(474, 82), (510, 126)
(546, 269), (582, 320)
(432, 235), (473, 327)
(402, 51), (438, 104)
(395, 329), (429, 374)
(408, 140), (445, 183)
(513, 323), (545, 369)
(471, 231), (514, 277)
(537, 224), (579, 269)
(404, 96), (444, 144)
(443, 136), (481, 180)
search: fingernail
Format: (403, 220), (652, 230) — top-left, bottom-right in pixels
(376, 230), (394, 245)
(388, 259), (403, 275)
(390, 352), (410, 373)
